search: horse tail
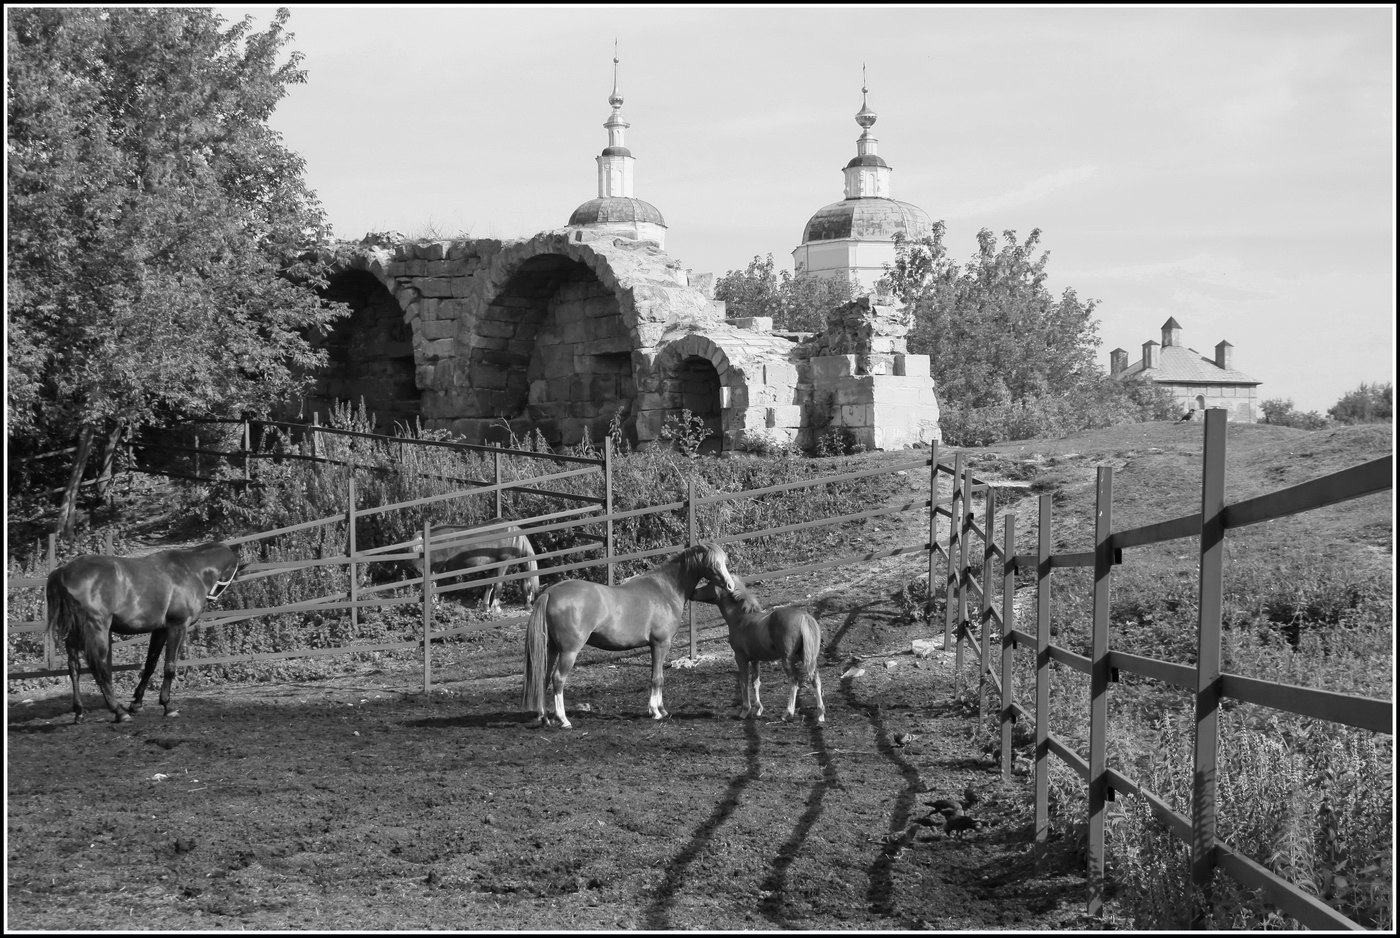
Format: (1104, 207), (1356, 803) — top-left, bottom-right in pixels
(518, 535), (540, 605)
(799, 613), (822, 687)
(521, 590), (550, 713)
(46, 572), (77, 647)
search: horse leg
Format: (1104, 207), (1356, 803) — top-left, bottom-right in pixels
(66, 639), (86, 724)
(88, 626), (130, 723)
(748, 660), (764, 720)
(550, 646), (578, 729)
(811, 668), (826, 724)
(647, 638), (672, 720)
(783, 657), (801, 722)
(129, 630), (168, 713)
(158, 624), (187, 717)
(732, 651), (749, 715)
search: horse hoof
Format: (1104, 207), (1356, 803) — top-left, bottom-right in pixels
(72, 714), (84, 725)
(525, 716), (546, 729)
(128, 702), (144, 713)
(115, 712), (132, 723)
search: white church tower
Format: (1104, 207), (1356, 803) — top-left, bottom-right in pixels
(567, 46), (668, 246)
(792, 69), (933, 294)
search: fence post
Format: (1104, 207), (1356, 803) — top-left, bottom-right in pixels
(604, 438), (615, 587)
(978, 485), (997, 728)
(194, 432), (200, 480)
(687, 474), (697, 661)
(1000, 510), (1016, 781)
(954, 455), (972, 694)
(943, 452), (964, 664)
(242, 419), (251, 483)
(347, 472), (358, 634)
(44, 534), (57, 670)
(494, 447), (503, 520)
(1034, 494), (1052, 858)
(310, 412), (321, 460)
(1191, 408), (1228, 925)
(422, 517), (433, 693)
(1087, 466), (1114, 917)
(926, 442), (940, 626)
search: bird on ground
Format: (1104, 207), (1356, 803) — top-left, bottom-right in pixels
(925, 798), (961, 817)
(945, 814), (983, 838)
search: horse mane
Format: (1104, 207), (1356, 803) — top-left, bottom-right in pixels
(726, 582), (764, 615)
(676, 542), (724, 575)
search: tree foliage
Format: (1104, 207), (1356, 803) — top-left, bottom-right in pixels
(878, 226), (1103, 409)
(713, 254), (853, 332)
(6, 7), (346, 465)
(1327, 381), (1393, 425)
(1260, 398), (1330, 430)
(875, 226), (1179, 445)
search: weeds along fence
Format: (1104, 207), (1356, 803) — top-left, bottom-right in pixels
(6, 418), (942, 692)
(937, 409), (1392, 929)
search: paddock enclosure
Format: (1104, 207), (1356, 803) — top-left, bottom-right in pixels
(7, 414), (1394, 929)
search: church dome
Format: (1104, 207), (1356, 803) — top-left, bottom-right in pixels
(569, 196), (666, 228)
(800, 197), (931, 244)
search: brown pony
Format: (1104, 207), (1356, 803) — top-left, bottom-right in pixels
(693, 574), (826, 723)
(521, 542), (735, 728)
(46, 542), (239, 723)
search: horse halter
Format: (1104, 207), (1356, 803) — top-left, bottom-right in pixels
(206, 563), (239, 602)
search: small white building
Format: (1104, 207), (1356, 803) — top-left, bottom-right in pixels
(1110, 318), (1261, 422)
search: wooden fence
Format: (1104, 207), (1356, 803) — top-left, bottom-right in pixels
(7, 410), (1393, 927)
(938, 409), (1393, 930)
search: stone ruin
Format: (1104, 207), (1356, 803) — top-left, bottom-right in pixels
(302, 230), (941, 453)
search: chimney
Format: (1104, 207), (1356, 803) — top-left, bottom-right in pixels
(1142, 339), (1160, 369)
(1215, 340), (1233, 370)
(1110, 348), (1128, 376)
(1161, 317), (1182, 348)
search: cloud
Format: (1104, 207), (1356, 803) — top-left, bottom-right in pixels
(943, 165), (1098, 218)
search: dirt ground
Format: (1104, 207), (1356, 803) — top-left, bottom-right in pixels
(7, 466), (1104, 931)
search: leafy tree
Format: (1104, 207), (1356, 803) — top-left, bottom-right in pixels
(714, 254), (853, 332)
(7, 7), (347, 533)
(1260, 398), (1330, 430)
(878, 227), (1102, 409)
(1327, 381), (1393, 425)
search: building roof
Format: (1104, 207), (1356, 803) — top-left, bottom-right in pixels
(568, 197), (666, 228)
(800, 197), (932, 244)
(1121, 344), (1260, 385)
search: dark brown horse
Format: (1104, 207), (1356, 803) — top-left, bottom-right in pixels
(521, 542), (735, 728)
(694, 574), (826, 723)
(46, 542), (239, 723)
(406, 521), (540, 614)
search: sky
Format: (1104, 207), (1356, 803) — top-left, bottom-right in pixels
(216, 4), (1395, 414)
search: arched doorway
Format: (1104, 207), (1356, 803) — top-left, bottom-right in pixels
(676, 355), (722, 455)
(471, 254), (634, 447)
(307, 269), (419, 429)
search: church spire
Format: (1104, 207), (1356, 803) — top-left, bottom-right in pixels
(843, 65), (892, 200)
(597, 40), (634, 198)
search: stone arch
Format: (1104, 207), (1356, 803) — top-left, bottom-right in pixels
(449, 232), (718, 446)
(305, 267), (421, 429)
(648, 333), (745, 453)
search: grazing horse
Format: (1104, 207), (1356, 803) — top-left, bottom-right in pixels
(407, 521), (540, 614)
(693, 574), (826, 723)
(521, 542), (735, 728)
(46, 542), (239, 723)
